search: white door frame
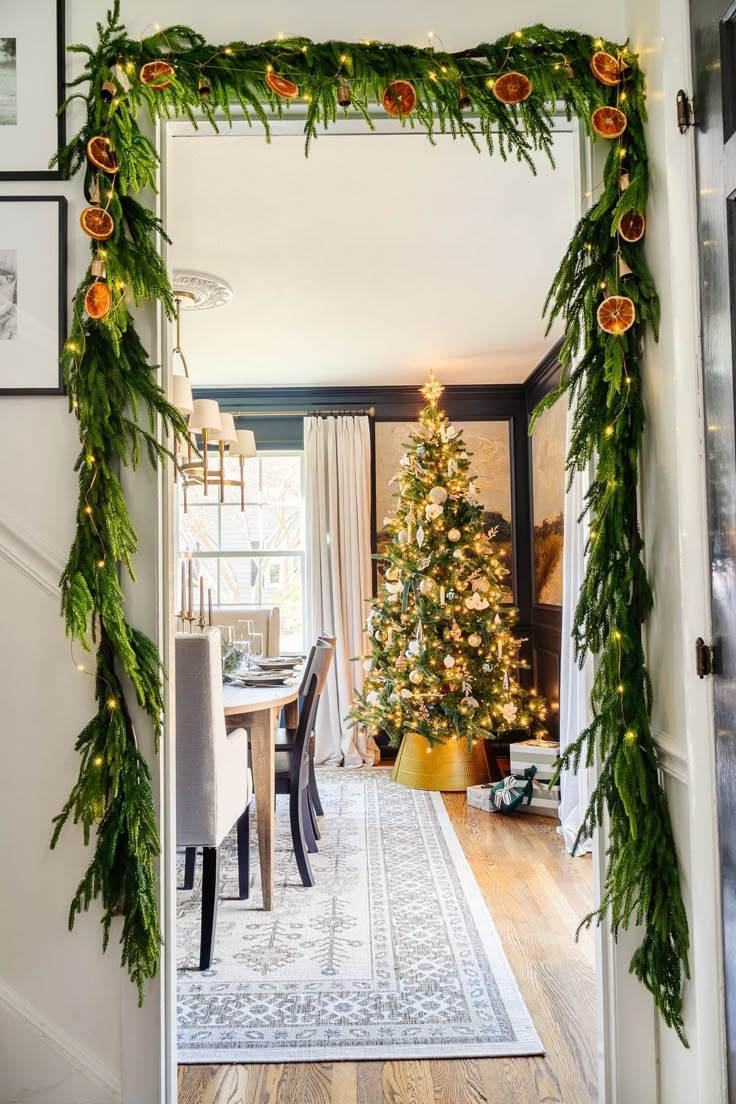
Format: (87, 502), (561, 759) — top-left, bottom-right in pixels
(124, 106), (682, 1103)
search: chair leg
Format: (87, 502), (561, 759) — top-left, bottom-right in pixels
(289, 785), (315, 887)
(236, 806), (251, 900)
(307, 789), (321, 842)
(182, 847), (197, 890)
(302, 789), (319, 854)
(309, 757), (324, 817)
(199, 846), (220, 970)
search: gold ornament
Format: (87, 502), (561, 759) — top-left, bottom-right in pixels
(468, 633), (481, 647)
(448, 528), (461, 542)
(409, 669), (423, 685)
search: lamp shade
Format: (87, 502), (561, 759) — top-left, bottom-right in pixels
(171, 375), (193, 416)
(189, 399), (222, 434)
(209, 411), (238, 446)
(230, 428), (257, 458)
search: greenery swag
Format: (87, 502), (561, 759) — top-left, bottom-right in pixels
(52, 1), (689, 1038)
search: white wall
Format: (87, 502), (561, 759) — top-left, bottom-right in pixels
(2, 2), (661, 1102)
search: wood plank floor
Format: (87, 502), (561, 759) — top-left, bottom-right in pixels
(178, 794), (596, 1104)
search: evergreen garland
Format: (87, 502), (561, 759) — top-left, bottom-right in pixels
(54, 2), (688, 1038)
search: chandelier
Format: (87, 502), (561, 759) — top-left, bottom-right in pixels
(169, 274), (256, 511)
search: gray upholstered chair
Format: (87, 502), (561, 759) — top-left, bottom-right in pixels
(176, 628), (253, 970)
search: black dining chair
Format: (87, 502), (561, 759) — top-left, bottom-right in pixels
(275, 635), (335, 844)
(274, 641), (333, 887)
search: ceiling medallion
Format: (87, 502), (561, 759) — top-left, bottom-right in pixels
(172, 270), (233, 310)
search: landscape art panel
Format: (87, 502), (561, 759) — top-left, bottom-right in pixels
(531, 398), (566, 605)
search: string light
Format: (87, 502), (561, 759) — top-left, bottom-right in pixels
(93, 756), (104, 767)
(84, 505), (93, 515)
(76, 663), (85, 672)
(605, 424), (614, 437)
(625, 728), (637, 743)
(107, 698), (118, 710)
(617, 683), (625, 694)
(97, 559), (106, 568)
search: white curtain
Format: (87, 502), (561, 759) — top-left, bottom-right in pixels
(305, 416), (379, 768)
(558, 402), (594, 855)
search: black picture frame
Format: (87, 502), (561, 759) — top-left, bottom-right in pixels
(0, 0), (66, 181)
(0, 196), (67, 395)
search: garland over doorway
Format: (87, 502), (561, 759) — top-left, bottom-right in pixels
(52, 2), (690, 1040)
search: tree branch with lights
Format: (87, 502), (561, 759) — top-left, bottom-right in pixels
(54, 1), (689, 1038)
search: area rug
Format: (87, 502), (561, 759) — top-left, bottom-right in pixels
(177, 768), (543, 1063)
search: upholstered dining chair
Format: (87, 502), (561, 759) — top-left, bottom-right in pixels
(274, 640), (334, 887)
(176, 628), (253, 970)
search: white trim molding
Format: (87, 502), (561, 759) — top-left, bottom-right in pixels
(0, 505), (65, 602)
(0, 976), (121, 1102)
(653, 730), (689, 786)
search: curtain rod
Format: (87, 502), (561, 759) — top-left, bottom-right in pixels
(229, 407), (376, 418)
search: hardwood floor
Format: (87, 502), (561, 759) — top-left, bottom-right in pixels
(178, 794), (596, 1104)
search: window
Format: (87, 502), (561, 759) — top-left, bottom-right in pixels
(179, 451), (306, 653)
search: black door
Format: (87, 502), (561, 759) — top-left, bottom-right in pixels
(690, 0), (736, 1096)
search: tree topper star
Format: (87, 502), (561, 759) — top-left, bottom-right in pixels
(421, 371), (444, 407)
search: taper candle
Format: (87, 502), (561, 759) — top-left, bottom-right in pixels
(199, 575), (204, 625)
(180, 561), (185, 614)
(208, 588), (213, 627)
(188, 556), (193, 614)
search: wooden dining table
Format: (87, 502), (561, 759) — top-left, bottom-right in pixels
(222, 680), (300, 910)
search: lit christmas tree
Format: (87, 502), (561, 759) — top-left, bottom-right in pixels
(350, 375), (548, 762)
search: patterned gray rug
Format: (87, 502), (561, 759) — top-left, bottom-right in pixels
(177, 768), (542, 1063)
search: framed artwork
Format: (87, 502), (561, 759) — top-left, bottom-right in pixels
(0, 197), (67, 395)
(0, 0), (66, 180)
(374, 418), (513, 595)
(531, 398), (566, 606)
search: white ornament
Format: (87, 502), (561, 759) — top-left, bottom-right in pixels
(453, 549), (464, 560)
(416, 525), (425, 547)
(397, 529), (408, 545)
(385, 580), (402, 594)
(441, 424), (459, 442)
(399, 454), (410, 467)
(465, 696), (479, 710)
(465, 592), (490, 611)
(428, 486), (448, 505)
(366, 690), (381, 706)
(425, 502), (444, 521)
(448, 528), (461, 542)
(362, 659), (373, 672)
(468, 633), (481, 647)
(401, 688), (413, 699)
(443, 655), (455, 668)
(502, 702), (519, 723)
(409, 669), (423, 685)
(472, 576), (491, 593)
(447, 459), (458, 476)
(407, 639), (421, 656)
(418, 577), (434, 595)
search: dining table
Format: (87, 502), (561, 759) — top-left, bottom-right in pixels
(222, 679), (300, 911)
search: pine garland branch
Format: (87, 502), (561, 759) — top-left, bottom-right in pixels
(53, 6), (689, 1036)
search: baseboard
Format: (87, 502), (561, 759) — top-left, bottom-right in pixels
(0, 504), (65, 602)
(0, 976), (121, 1103)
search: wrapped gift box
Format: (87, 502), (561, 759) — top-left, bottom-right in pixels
(466, 783), (499, 813)
(510, 739), (561, 818)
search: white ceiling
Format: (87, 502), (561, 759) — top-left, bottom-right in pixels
(166, 125), (577, 388)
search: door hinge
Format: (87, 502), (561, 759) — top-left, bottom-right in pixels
(695, 637), (715, 678)
(677, 89), (695, 133)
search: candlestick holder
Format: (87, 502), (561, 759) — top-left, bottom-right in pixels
(178, 609), (197, 633)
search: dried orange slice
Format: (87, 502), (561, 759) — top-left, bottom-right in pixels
(590, 50), (621, 86)
(591, 105), (627, 138)
(382, 79), (417, 116)
(492, 71), (532, 105)
(80, 206), (114, 241)
(86, 136), (118, 174)
(139, 60), (175, 90)
(265, 71), (299, 99)
(597, 295), (635, 334)
(618, 210), (646, 242)
(85, 281), (112, 320)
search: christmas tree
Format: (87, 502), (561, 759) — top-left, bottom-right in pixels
(350, 375), (548, 751)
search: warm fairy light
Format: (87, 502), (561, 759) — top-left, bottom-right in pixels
(224, 46), (233, 54)
(93, 755), (104, 767)
(266, 63), (273, 72)
(605, 425), (614, 437)
(514, 30), (523, 38)
(612, 630), (621, 641)
(625, 729), (637, 743)
(97, 559), (106, 568)
(600, 281), (607, 289)
(76, 663), (85, 671)
(364, 39), (371, 46)
(301, 45), (308, 52)
(277, 32), (285, 40)
(72, 399), (79, 410)
(617, 683), (625, 694)
(84, 505), (93, 515)
(302, 93), (311, 101)
(620, 91), (627, 101)
(594, 38), (604, 48)
(428, 70), (437, 80)
(486, 78), (495, 88)
(86, 454), (95, 464)
(625, 375), (632, 384)
(618, 147), (627, 159)
(340, 53), (348, 63)
(107, 698), (118, 710)
(66, 341), (79, 353)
